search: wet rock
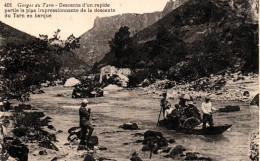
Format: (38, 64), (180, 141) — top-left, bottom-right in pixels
(143, 131), (168, 148)
(130, 152), (143, 161)
(141, 145), (150, 151)
(56, 93), (68, 97)
(72, 86), (104, 98)
(135, 140), (143, 143)
(168, 139), (175, 144)
(13, 127), (28, 137)
(48, 125), (56, 130)
(119, 123), (139, 130)
(98, 157), (115, 161)
(51, 157), (58, 161)
(32, 89), (45, 94)
(57, 130), (63, 133)
(68, 127), (81, 134)
(162, 147), (172, 153)
(84, 154), (95, 161)
(219, 105), (240, 112)
(30, 111), (45, 118)
(243, 91), (250, 96)
(45, 116), (52, 120)
(141, 79), (151, 87)
(39, 140), (59, 151)
(184, 152), (212, 161)
(169, 145), (186, 156)
(98, 146), (107, 150)
(7, 140), (29, 161)
(39, 150), (47, 155)
(87, 136), (99, 149)
(14, 104), (33, 111)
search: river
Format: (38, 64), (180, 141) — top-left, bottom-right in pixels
(27, 86), (259, 161)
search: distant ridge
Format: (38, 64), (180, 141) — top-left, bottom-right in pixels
(73, 0), (188, 67)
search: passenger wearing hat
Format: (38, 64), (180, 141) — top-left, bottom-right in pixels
(160, 93), (171, 119)
(79, 99), (94, 145)
(201, 97), (217, 129)
(185, 100), (201, 121)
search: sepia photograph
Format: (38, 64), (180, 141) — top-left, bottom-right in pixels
(0, 0), (259, 160)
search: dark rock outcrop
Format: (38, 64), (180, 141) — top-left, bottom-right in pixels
(84, 154), (95, 161)
(130, 152), (143, 161)
(219, 105), (240, 112)
(142, 130), (168, 151)
(184, 152), (212, 161)
(7, 140), (29, 161)
(169, 145), (186, 156)
(39, 140), (59, 151)
(119, 123), (139, 130)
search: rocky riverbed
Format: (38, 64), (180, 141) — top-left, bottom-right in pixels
(1, 82), (256, 161)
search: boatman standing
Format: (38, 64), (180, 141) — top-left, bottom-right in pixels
(201, 97), (217, 129)
(79, 99), (94, 145)
(160, 92), (171, 119)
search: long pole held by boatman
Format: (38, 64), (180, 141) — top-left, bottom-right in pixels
(157, 106), (162, 126)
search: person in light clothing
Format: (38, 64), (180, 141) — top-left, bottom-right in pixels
(160, 93), (171, 119)
(201, 97), (217, 129)
(164, 105), (174, 119)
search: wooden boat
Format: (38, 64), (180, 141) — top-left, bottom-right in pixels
(158, 119), (232, 135)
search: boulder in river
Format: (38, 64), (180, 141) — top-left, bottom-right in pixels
(64, 77), (81, 87)
(72, 86), (103, 98)
(99, 65), (132, 87)
(143, 130), (168, 149)
(219, 105), (240, 112)
(84, 154), (95, 161)
(184, 152), (212, 161)
(7, 140), (29, 161)
(119, 123), (139, 130)
(169, 145), (186, 157)
(130, 152), (143, 161)
(39, 140), (59, 151)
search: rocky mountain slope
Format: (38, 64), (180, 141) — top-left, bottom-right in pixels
(0, 21), (36, 46)
(97, 0), (258, 83)
(74, 0), (188, 67)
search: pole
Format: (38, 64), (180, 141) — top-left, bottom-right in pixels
(157, 107), (163, 126)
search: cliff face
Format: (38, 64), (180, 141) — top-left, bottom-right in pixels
(74, 0), (188, 66)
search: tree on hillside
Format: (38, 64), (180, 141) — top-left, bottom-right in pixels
(151, 25), (187, 71)
(0, 30), (80, 103)
(109, 26), (132, 66)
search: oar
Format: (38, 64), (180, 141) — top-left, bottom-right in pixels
(157, 107), (163, 126)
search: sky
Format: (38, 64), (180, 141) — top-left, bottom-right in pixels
(0, 0), (169, 39)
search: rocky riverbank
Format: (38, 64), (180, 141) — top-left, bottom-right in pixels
(140, 72), (258, 103)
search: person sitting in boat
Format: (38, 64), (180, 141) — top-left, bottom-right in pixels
(185, 101), (202, 121)
(178, 94), (186, 108)
(160, 92), (171, 119)
(201, 97), (217, 129)
(164, 104), (174, 119)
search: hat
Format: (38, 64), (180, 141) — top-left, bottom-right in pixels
(205, 96), (210, 101)
(82, 99), (88, 104)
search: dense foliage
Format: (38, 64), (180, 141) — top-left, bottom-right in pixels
(0, 30), (80, 102)
(96, 0), (258, 85)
